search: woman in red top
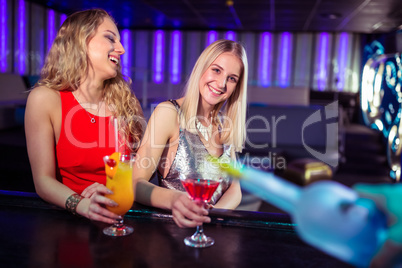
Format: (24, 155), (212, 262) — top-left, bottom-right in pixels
(25, 9), (143, 224)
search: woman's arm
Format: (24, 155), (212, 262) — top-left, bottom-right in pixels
(25, 87), (118, 223)
(213, 180), (242, 209)
(133, 101), (185, 209)
(133, 101), (209, 227)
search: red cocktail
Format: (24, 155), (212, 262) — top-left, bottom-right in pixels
(180, 174), (221, 248)
(181, 178), (220, 203)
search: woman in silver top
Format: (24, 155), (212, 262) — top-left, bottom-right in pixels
(133, 39), (249, 228)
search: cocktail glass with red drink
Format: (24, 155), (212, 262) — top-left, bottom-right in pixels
(180, 173), (221, 248)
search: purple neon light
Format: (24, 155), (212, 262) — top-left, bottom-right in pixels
(170, 30), (182, 84)
(47, 9), (55, 52)
(259, 32), (272, 87)
(17, 0), (26, 74)
(279, 32), (291, 87)
(337, 33), (348, 91)
(121, 29), (131, 78)
(0, 0), (7, 72)
(39, 29), (44, 73)
(206, 31), (218, 46)
(317, 33), (329, 91)
(18, 0), (26, 74)
(60, 14), (67, 27)
(153, 30), (165, 83)
(225, 31), (236, 41)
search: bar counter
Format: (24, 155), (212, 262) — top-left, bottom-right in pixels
(0, 190), (353, 267)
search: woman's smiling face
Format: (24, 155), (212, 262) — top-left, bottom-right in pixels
(86, 17), (125, 82)
(198, 52), (242, 108)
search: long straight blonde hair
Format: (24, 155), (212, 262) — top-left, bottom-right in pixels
(180, 39), (248, 157)
(36, 9), (143, 150)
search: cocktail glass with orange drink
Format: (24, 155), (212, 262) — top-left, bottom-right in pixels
(102, 152), (135, 236)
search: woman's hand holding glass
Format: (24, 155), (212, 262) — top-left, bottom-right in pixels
(178, 173), (221, 248)
(171, 191), (211, 228)
(78, 183), (121, 224)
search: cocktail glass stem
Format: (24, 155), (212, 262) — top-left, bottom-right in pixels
(115, 218), (124, 228)
(103, 217), (133, 236)
(184, 224), (214, 248)
(191, 225), (206, 241)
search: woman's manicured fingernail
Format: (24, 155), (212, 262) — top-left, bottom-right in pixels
(110, 201), (118, 206)
(107, 189), (113, 194)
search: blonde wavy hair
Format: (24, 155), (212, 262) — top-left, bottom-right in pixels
(180, 39), (248, 157)
(36, 9), (143, 150)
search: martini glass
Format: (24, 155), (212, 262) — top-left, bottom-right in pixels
(103, 153), (135, 236)
(180, 173), (221, 248)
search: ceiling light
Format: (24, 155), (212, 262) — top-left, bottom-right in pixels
(226, 0), (234, 6)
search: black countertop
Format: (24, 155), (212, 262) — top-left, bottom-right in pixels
(0, 190), (352, 268)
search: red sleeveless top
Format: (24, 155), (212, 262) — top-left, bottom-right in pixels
(56, 91), (115, 194)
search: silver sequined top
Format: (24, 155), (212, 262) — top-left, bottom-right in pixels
(157, 100), (232, 205)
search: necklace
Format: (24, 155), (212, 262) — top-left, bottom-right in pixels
(73, 91), (103, 124)
(196, 118), (213, 141)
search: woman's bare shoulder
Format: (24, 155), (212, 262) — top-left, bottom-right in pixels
(27, 86), (60, 101)
(26, 86), (61, 112)
(154, 100), (179, 116)
(148, 100), (180, 133)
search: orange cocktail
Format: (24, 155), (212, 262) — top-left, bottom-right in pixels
(105, 159), (134, 215)
(103, 153), (134, 236)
